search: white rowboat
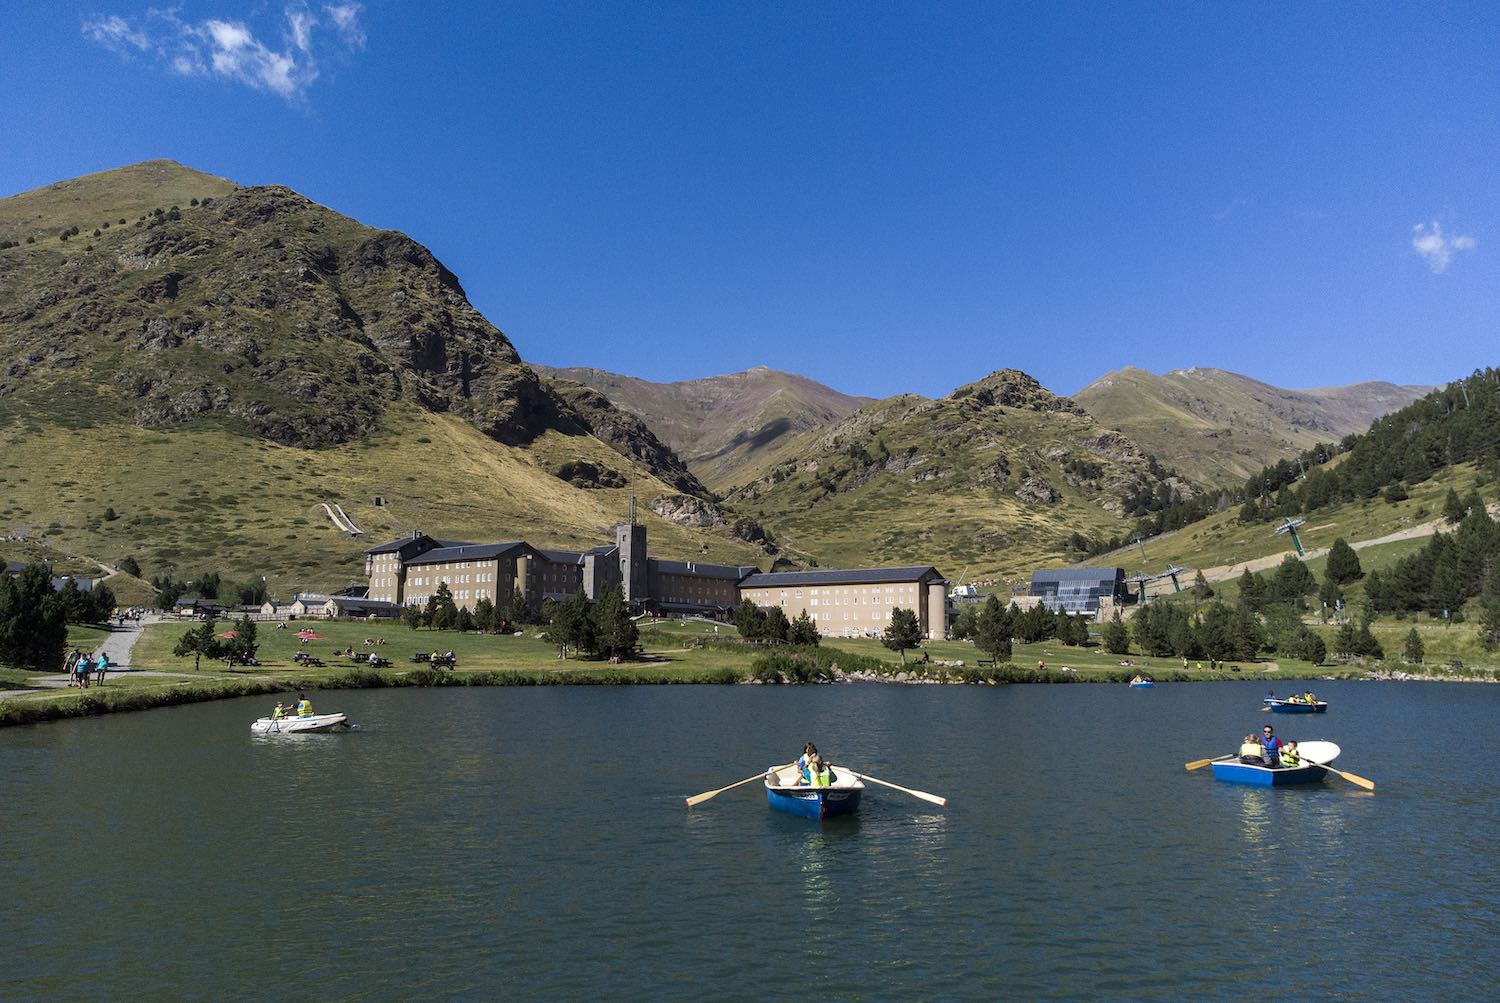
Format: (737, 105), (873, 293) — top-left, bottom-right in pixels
(250, 713), (350, 734)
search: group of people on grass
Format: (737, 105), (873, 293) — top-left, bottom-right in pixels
(62, 647), (110, 688)
(1240, 725), (1302, 768)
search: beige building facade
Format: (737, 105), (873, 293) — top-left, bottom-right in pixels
(737, 566), (950, 640)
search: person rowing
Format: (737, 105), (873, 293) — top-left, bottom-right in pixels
(295, 693), (313, 717)
(1259, 725), (1283, 767)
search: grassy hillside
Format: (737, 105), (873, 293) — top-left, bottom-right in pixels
(0, 161), (765, 589)
(1095, 461), (1490, 600)
(0, 406), (765, 594)
(536, 365), (870, 492)
(1074, 366), (1429, 488)
(725, 370), (1182, 582)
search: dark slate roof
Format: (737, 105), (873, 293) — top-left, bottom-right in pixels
(405, 541), (535, 566)
(538, 549), (585, 565)
(740, 566), (943, 588)
(366, 533), (439, 555)
(650, 558), (756, 581)
(1030, 567), (1125, 584)
(5, 561), (34, 574)
(328, 597), (400, 612)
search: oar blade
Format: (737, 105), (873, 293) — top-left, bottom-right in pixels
(1337, 769), (1376, 791)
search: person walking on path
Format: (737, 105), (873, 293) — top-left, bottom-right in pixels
(94, 651), (110, 687)
(63, 647), (81, 685)
(75, 653), (92, 689)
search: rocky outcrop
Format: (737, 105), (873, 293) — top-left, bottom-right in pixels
(545, 378), (711, 499)
(651, 493), (724, 528)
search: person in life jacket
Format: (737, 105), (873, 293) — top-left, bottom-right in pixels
(1281, 741), (1301, 767)
(1239, 734), (1262, 763)
(1303, 691), (1316, 704)
(1259, 725), (1283, 767)
(794, 742), (818, 784)
(295, 693), (313, 717)
(271, 702), (286, 721)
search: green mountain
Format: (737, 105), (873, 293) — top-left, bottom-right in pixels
(0, 161), (754, 591)
(534, 365), (870, 492)
(1073, 366), (1430, 488)
(723, 369), (1183, 581)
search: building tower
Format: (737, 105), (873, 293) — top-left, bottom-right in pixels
(616, 496), (648, 603)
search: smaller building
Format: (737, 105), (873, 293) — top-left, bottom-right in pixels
(738, 566), (949, 639)
(1028, 568), (1128, 618)
(322, 596), (402, 620)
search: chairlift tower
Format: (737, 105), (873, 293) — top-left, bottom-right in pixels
(1162, 565), (1187, 593)
(1275, 517), (1308, 557)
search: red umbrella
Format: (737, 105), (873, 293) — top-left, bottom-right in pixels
(217, 630), (238, 638)
(296, 631), (326, 640)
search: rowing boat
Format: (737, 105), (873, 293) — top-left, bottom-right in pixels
(765, 764), (864, 819)
(1264, 697), (1328, 713)
(1129, 678), (1155, 688)
(1210, 740), (1341, 786)
(250, 712), (350, 734)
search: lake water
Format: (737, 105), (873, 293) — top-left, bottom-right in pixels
(3, 680), (1499, 999)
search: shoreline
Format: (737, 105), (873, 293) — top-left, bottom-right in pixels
(2, 659), (1487, 729)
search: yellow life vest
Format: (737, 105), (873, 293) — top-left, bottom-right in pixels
(816, 768), (831, 787)
(296, 699), (312, 717)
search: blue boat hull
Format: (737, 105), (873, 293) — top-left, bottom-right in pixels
(1264, 699), (1327, 713)
(767, 786), (863, 820)
(1211, 760), (1329, 786)
(1130, 681), (1154, 688)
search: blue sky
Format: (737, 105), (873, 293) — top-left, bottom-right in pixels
(3, 3), (1496, 398)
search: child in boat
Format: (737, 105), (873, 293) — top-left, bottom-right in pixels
(1281, 741), (1301, 767)
(1239, 734), (1261, 763)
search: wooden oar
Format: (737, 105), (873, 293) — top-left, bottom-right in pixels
(685, 763), (793, 807)
(838, 767), (947, 806)
(1308, 762), (1376, 791)
(1185, 754), (1236, 771)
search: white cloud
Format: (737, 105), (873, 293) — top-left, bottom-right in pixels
(324, 4), (366, 49)
(81, 4), (366, 103)
(81, 14), (150, 53)
(1411, 220), (1477, 274)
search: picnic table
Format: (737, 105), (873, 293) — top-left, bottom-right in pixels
(410, 652), (431, 663)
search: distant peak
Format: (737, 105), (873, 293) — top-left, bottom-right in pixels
(948, 369), (1083, 414)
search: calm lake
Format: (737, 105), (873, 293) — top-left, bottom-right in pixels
(3, 680), (1499, 999)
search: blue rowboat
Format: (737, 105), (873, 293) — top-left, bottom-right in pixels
(1210, 741), (1340, 787)
(1264, 697), (1327, 713)
(1129, 679), (1155, 688)
(765, 764), (864, 820)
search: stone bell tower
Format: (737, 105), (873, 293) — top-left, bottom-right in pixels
(616, 495), (648, 602)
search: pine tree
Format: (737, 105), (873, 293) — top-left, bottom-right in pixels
(1101, 611), (1129, 654)
(0, 564), (68, 671)
(735, 599), (763, 640)
(974, 595), (1012, 662)
(594, 585), (638, 660)
(789, 610), (820, 646)
(1402, 628), (1425, 664)
(1442, 487), (1467, 524)
(882, 607), (923, 663)
(473, 597), (495, 633)
(1192, 569), (1213, 601)
(1324, 537), (1363, 584)
(764, 606), (791, 643)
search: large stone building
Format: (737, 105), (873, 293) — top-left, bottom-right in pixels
(366, 522), (950, 638)
(365, 521), (755, 617)
(736, 566), (949, 640)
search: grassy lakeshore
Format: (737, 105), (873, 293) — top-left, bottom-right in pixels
(0, 614), (1424, 728)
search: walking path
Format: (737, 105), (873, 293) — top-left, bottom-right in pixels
(4, 614), (176, 698)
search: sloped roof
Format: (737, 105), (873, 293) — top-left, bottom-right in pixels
(405, 541), (543, 566)
(1030, 568), (1125, 584)
(650, 558), (756, 581)
(740, 566), (943, 588)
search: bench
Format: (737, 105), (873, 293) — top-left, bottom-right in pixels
(411, 653), (431, 663)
